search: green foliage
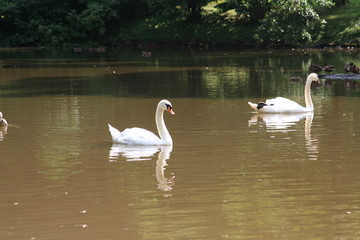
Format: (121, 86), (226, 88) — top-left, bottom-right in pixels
(337, 18), (360, 43)
(254, 0), (334, 47)
(115, 14), (255, 46)
(0, 0), (121, 47)
(216, 0), (272, 23)
(332, 0), (350, 6)
(320, 0), (360, 45)
(0, 0), (358, 48)
(147, 0), (211, 22)
(67, 1), (118, 43)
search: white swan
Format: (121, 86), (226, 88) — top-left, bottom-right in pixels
(248, 73), (320, 113)
(108, 99), (175, 145)
(0, 112), (8, 126)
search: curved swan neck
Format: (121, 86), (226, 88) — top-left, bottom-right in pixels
(155, 104), (172, 145)
(304, 77), (314, 110)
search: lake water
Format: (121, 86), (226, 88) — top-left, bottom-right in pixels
(0, 49), (359, 240)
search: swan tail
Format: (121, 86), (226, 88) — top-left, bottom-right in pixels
(248, 101), (259, 111)
(108, 123), (121, 142)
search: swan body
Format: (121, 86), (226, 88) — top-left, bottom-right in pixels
(108, 99), (175, 146)
(108, 125), (165, 145)
(248, 73), (320, 113)
(0, 112), (8, 126)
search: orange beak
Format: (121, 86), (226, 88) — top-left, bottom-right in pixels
(167, 106), (175, 115)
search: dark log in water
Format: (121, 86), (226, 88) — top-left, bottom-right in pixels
(319, 74), (360, 80)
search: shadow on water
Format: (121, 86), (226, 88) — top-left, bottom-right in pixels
(1, 69), (344, 98)
(0, 70), (248, 98)
(0, 71), (184, 98)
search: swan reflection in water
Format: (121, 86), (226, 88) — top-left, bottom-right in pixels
(0, 112), (8, 141)
(109, 145), (175, 191)
(249, 112), (319, 160)
(0, 125), (7, 141)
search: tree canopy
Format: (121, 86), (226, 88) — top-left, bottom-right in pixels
(0, 0), (355, 48)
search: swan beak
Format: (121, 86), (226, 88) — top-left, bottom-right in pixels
(167, 107), (175, 115)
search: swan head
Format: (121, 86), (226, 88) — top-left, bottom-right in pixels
(308, 73), (320, 84)
(159, 99), (175, 115)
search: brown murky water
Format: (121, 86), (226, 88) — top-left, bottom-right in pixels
(0, 49), (360, 240)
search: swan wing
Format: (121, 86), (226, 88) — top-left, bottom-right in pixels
(121, 127), (162, 145)
(265, 97), (298, 106)
(249, 98), (303, 112)
(257, 97), (305, 113)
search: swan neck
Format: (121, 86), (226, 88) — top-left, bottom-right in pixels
(304, 77), (314, 110)
(155, 105), (172, 145)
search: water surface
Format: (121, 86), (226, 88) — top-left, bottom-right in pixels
(0, 49), (359, 240)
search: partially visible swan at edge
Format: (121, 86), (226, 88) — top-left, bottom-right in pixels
(248, 73), (320, 113)
(0, 112), (8, 126)
(108, 99), (175, 145)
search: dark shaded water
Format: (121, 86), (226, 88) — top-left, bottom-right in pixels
(0, 49), (359, 240)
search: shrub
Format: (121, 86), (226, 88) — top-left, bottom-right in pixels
(337, 18), (360, 44)
(254, 0), (333, 47)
